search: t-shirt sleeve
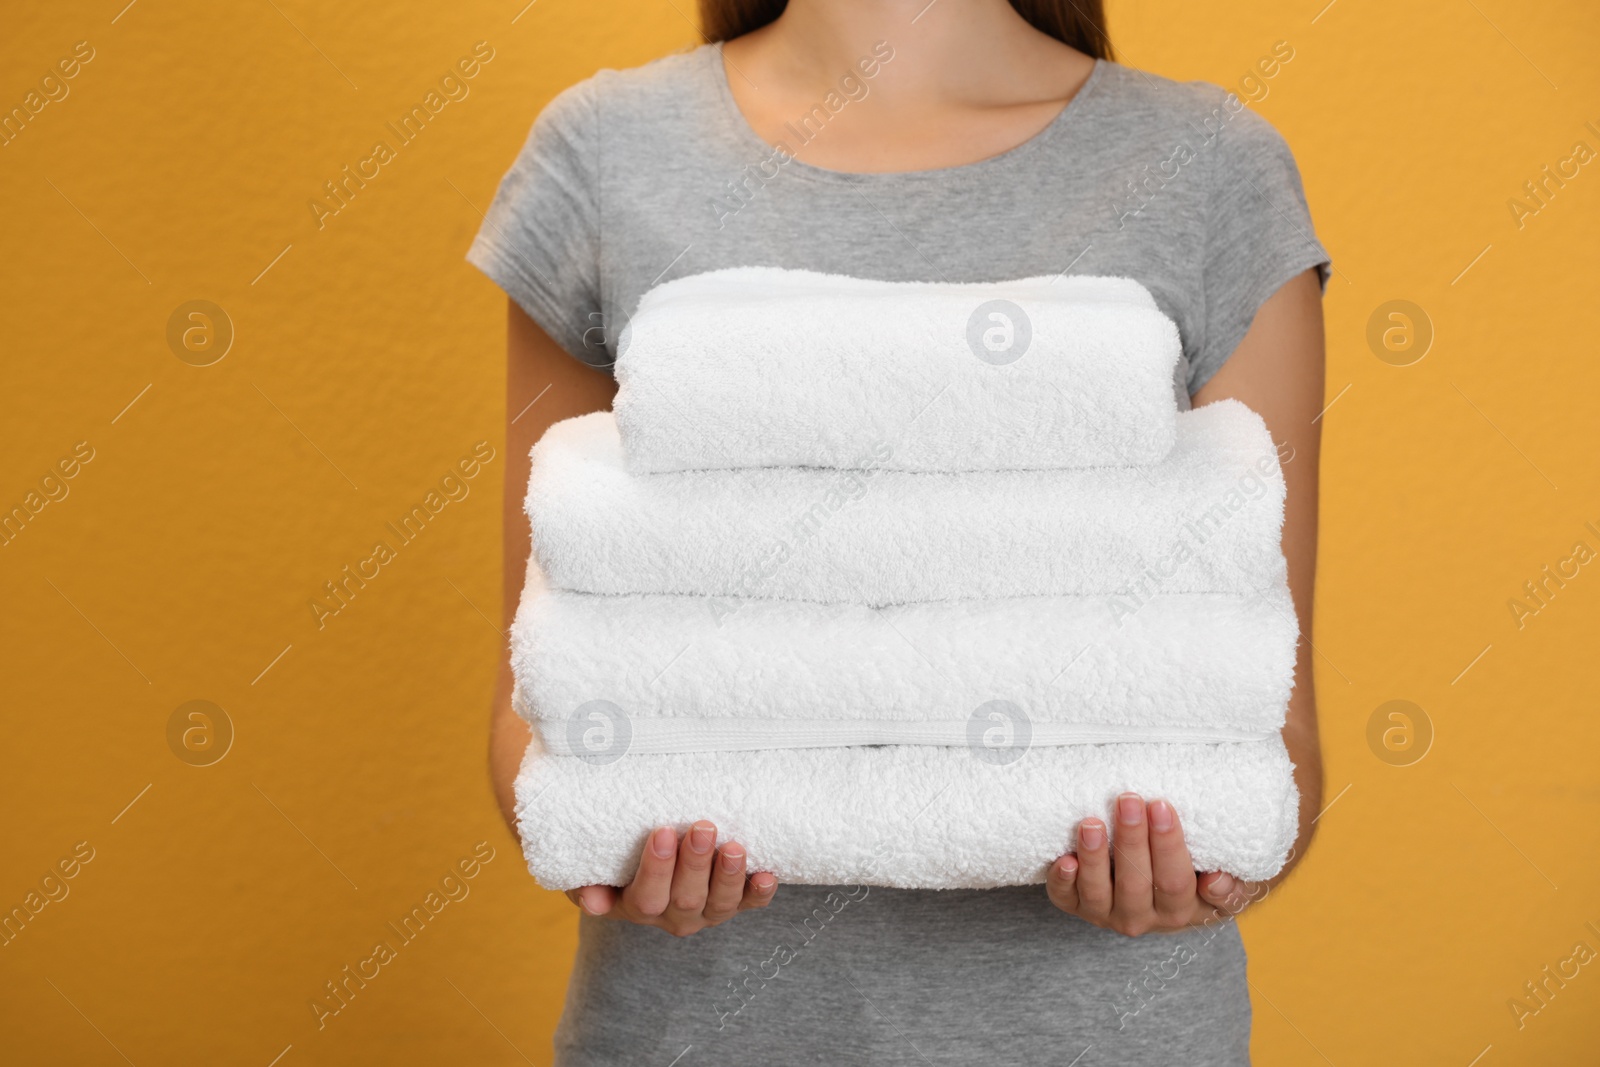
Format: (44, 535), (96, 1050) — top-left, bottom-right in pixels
(466, 79), (608, 367)
(1188, 102), (1330, 394)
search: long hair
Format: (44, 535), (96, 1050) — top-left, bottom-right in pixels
(697, 0), (1113, 61)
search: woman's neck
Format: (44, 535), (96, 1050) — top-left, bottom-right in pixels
(720, 0), (1098, 173)
(732, 0), (1087, 108)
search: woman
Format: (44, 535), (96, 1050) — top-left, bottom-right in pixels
(473, 0), (1326, 1062)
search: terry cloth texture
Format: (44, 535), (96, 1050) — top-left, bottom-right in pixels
(515, 733), (1300, 890)
(526, 399), (1286, 606)
(513, 572), (1297, 736)
(512, 387), (1301, 886)
(613, 268), (1181, 472)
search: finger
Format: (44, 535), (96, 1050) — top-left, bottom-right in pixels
(1198, 871), (1251, 916)
(568, 885), (618, 917)
(740, 871), (778, 910)
(1109, 793), (1154, 933)
(1045, 854), (1080, 914)
(620, 826), (679, 919)
(664, 820), (718, 926)
(702, 842), (748, 922)
(1147, 799), (1198, 926)
(1073, 817), (1113, 922)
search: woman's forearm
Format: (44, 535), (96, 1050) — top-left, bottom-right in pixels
(490, 662), (531, 836)
(1271, 654), (1323, 890)
(493, 301), (618, 841)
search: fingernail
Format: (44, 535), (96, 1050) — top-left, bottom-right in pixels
(1149, 799), (1174, 833)
(650, 826), (677, 858)
(1079, 820), (1105, 850)
(689, 821), (715, 854)
(1211, 873), (1234, 897)
(1117, 794), (1144, 826)
(720, 845), (745, 871)
(752, 873), (775, 892)
(1057, 857), (1077, 878)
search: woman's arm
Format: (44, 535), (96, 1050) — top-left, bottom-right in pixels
(1046, 267), (1326, 932)
(1193, 266), (1326, 891)
(490, 301), (777, 935)
(489, 301), (616, 829)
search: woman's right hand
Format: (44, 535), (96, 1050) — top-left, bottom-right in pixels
(565, 821), (778, 937)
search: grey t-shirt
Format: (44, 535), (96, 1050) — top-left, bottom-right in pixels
(470, 44), (1328, 1067)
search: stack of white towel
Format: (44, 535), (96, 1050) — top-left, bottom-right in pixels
(512, 268), (1300, 891)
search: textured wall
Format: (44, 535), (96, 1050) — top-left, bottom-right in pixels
(1, 1), (1596, 1064)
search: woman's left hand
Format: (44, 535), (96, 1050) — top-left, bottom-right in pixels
(1046, 792), (1263, 935)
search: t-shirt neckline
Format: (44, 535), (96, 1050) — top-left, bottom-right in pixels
(705, 42), (1107, 184)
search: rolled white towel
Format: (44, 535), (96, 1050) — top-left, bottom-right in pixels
(513, 736), (1300, 889)
(527, 398), (1286, 606)
(510, 576), (1299, 742)
(613, 268), (1182, 472)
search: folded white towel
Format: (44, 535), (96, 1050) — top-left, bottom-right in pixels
(511, 578), (1298, 739)
(532, 718), (1281, 756)
(527, 398), (1285, 606)
(613, 268), (1182, 473)
(513, 735), (1300, 889)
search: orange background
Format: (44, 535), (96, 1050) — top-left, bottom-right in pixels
(2, 1), (1596, 1064)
